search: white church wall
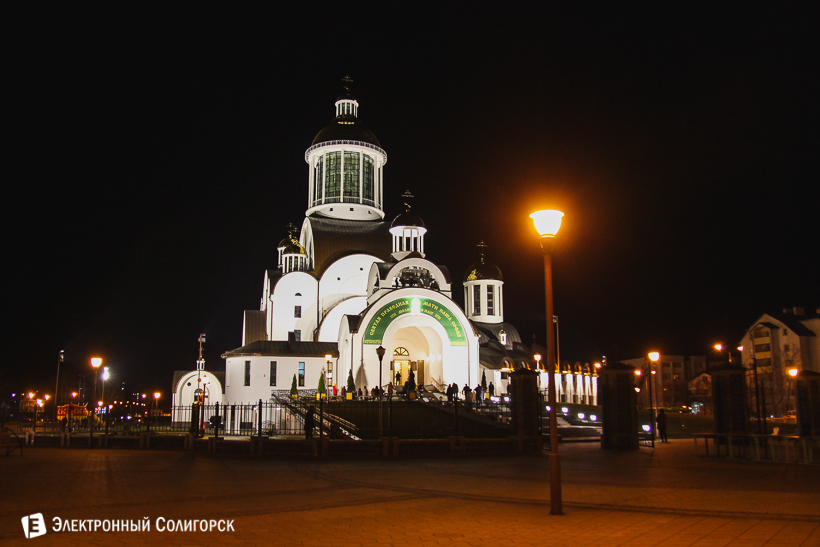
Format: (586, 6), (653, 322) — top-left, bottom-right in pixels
(224, 356), (331, 405)
(319, 254), (381, 319)
(318, 296), (368, 342)
(270, 272), (318, 341)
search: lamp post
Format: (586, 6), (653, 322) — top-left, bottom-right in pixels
(90, 357), (102, 446)
(648, 352), (660, 442)
(788, 368), (798, 415)
(530, 208), (564, 516)
(54, 350), (64, 422)
(376, 345), (385, 439)
(153, 392), (161, 430)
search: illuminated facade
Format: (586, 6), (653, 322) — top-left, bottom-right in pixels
(219, 82), (545, 404)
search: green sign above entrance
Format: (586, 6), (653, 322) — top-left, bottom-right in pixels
(362, 297), (466, 346)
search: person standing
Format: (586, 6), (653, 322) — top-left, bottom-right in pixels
(657, 409), (668, 443)
(489, 382), (495, 398)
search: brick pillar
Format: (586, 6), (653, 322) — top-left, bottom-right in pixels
(600, 362), (638, 450)
(708, 364), (748, 435)
(509, 369), (540, 444)
(795, 371), (820, 437)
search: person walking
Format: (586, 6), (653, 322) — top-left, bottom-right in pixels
(489, 382), (495, 398)
(395, 371), (401, 385)
(304, 407), (315, 440)
(475, 385), (483, 406)
(657, 408), (668, 443)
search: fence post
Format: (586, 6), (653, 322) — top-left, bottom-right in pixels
(454, 400), (459, 437)
(214, 402), (220, 440)
(258, 399), (263, 437)
(319, 397), (324, 440)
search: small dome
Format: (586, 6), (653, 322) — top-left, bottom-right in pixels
(312, 118), (381, 147)
(464, 260), (503, 282)
(278, 234), (306, 255)
(391, 210), (425, 229)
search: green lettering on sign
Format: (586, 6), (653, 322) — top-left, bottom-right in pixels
(363, 297), (466, 346)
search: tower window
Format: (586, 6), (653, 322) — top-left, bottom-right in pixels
(294, 330), (301, 341)
(487, 285), (495, 315)
(363, 155), (374, 203)
(473, 285), (481, 315)
(298, 362), (305, 387)
(270, 361), (277, 386)
(244, 361), (251, 386)
(294, 305), (301, 318)
(343, 151), (360, 199)
(313, 160), (323, 204)
(325, 152), (341, 199)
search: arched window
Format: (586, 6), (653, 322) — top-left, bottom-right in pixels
(393, 347), (409, 356)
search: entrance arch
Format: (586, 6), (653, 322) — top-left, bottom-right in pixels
(382, 314), (448, 388)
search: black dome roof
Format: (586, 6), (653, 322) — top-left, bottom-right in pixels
(312, 117), (381, 147)
(391, 210), (425, 228)
(463, 260), (503, 282)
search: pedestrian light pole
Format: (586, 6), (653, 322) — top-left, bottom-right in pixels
(376, 345), (385, 439)
(90, 357), (102, 446)
(530, 208), (564, 516)
(647, 352), (660, 442)
(54, 350), (64, 422)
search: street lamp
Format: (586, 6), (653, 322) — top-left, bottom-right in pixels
(788, 368), (799, 414)
(376, 346), (385, 439)
(530, 208), (563, 516)
(153, 392), (160, 429)
(325, 354), (333, 398)
(90, 357), (102, 446)
(647, 352), (660, 443)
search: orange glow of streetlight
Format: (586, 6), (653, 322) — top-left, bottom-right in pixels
(91, 357), (102, 368)
(533, 353), (542, 362)
(529, 210), (564, 238)
(28, 392), (34, 399)
(71, 392), (77, 398)
(714, 344), (723, 352)
(634, 370), (642, 376)
(788, 368), (799, 377)
(648, 352), (660, 362)
(44, 395), (50, 400)
(594, 362), (601, 368)
(154, 392), (160, 399)
(737, 346), (744, 351)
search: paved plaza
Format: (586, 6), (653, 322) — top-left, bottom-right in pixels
(2, 439), (819, 546)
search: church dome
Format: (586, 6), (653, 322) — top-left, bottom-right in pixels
(278, 234), (306, 255)
(312, 119), (381, 147)
(463, 260), (503, 282)
(391, 210), (425, 229)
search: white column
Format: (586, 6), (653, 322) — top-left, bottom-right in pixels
(308, 157), (314, 207)
(359, 152), (363, 204)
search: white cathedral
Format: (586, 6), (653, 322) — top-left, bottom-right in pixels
(173, 81), (597, 408)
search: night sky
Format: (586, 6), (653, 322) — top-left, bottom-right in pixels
(6, 5), (817, 399)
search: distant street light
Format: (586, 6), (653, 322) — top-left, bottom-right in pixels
(90, 357), (102, 446)
(530, 208), (564, 516)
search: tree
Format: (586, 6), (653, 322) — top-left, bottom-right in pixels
(290, 375), (298, 398)
(318, 371), (325, 397)
(346, 369), (355, 394)
(481, 370), (488, 392)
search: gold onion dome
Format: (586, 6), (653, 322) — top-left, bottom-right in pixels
(463, 240), (503, 282)
(279, 235), (306, 255)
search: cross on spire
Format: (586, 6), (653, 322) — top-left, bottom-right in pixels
(402, 190), (414, 212)
(341, 75), (353, 94)
(477, 240), (488, 262)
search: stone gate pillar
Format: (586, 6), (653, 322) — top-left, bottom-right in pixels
(708, 364), (748, 435)
(509, 369), (540, 452)
(600, 362), (638, 450)
(796, 371), (820, 437)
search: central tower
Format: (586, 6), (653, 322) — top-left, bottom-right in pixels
(304, 76), (387, 221)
